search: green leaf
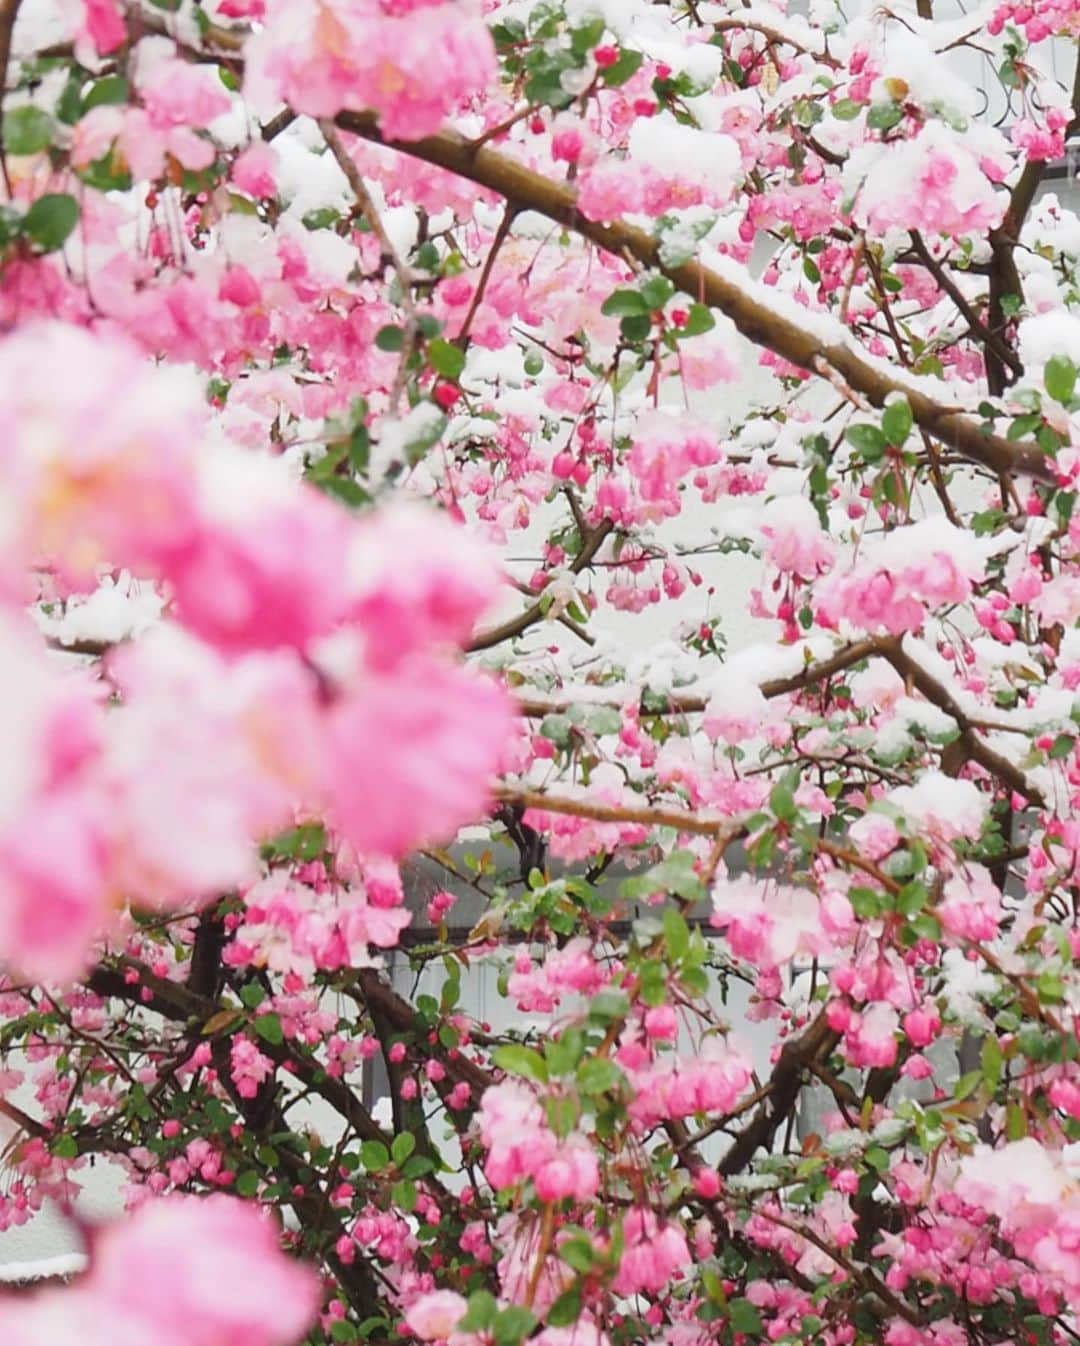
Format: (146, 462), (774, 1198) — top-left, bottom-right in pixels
(831, 98), (862, 121)
(493, 1042), (549, 1084)
(895, 881), (927, 919)
(331, 1322), (360, 1342)
(601, 288), (650, 318)
(639, 275), (675, 310)
(559, 1238), (596, 1273)
(391, 1178), (417, 1212)
(493, 1306), (537, 1346)
(881, 397), (913, 447)
(253, 1013), (284, 1046)
(981, 1035), (1003, 1090)
(588, 987), (629, 1024)
(302, 207), (342, 230)
(680, 303), (715, 336)
(458, 1291), (498, 1335)
(82, 75), (130, 111)
(867, 102), (903, 132)
(402, 1155), (435, 1179)
(375, 324), (404, 352)
(848, 887), (884, 919)
(954, 1069), (982, 1102)
(662, 907), (690, 961)
(235, 1170), (260, 1197)
(428, 337), (466, 381)
(1045, 355), (1077, 406)
(575, 1056), (622, 1094)
(239, 982), (266, 1010)
(391, 1132), (416, 1165)
(4, 106), (53, 155)
(361, 1140), (390, 1172)
(845, 423), (888, 462)
(728, 1300), (763, 1335)
(769, 780), (798, 823)
(600, 48), (644, 87)
(545, 1027), (586, 1076)
(23, 194), (79, 252)
(619, 313), (651, 343)
(546, 1288), (582, 1328)
(52, 1134), (78, 1159)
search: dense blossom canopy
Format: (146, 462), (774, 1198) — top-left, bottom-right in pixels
(0, 0), (1077, 1344)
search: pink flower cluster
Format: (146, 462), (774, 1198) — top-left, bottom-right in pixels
(245, 0), (495, 139)
(0, 325), (513, 978)
(477, 1082), (599, 1201)
(0, 1195), (318, 1345)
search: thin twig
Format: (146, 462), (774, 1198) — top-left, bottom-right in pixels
(319, 118), (418, 415)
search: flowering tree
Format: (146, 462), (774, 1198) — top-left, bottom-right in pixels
(0, 0), (1077, 1342)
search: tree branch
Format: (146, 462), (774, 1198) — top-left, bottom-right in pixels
(333, 111), (1055, 483)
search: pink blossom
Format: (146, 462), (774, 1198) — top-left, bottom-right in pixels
(613, 1209), (690, 1295)
(404, 1290), (467, 1341)
(760, 497), (834, 579)
(245, 0), (496, 139)
(0, 1195), (318, 1345)
(323, 660), (512, 859)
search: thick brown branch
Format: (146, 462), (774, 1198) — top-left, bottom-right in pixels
(334, 111), (1054, 483)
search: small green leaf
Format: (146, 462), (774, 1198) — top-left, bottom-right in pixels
(1045, 355), (1077, 406)
(493, 1306), (537, 1346)
(361, 1140), (390, 1172)
(3, 106), (53, 155)
(769, 781), (798, 823)
(559, 1238), (596, 1273)
(427, 337), (466, 381)
(253, 1013), (284, 1046)
(391, 1132), (416, 1166)
(375, 325), (404, 352)
(845, 423), (889, 462)
(52, 1134), (78, 1159)
(458, 1291), (498, 1335)
(23, 194), (79, 253)
(588, 987), (629, 1024)
(600, 48), (644, 87)
(493, 1043), (549, 1083)
(546, 1288), (582, 1327)
(82, 75), (129, 111)
(848, 887), (884, 919)
(881, 397), (913, 447)
(619, 313), (651, 343)
(639, 275), (675, 310)
(239, 982), (266, 1010)
(981, 1035), (1003, 1090)
(831, 98), (862, 121)
(680, 303), (715, 336)
(728, 1299), (763, 1335)
(662, 907), (690, 961)
(601, 288), (650, 318)
(867, 102), (903, 132)
(545, 1027), (586, 1076)
(235, 1170), (260, 1197)
(575, 1056), (622, 1094)
(391, 1178), (417, 1212)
